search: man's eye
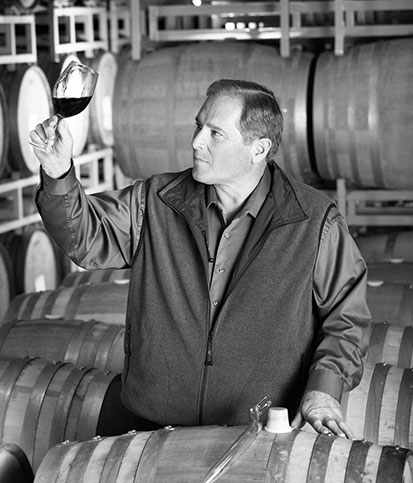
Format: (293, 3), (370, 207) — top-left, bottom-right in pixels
(211, 130), (222, 138)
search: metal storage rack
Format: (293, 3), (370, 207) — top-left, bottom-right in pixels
(35, 5), (109, 60)
(0, 14), (37, 64)
(144, 0), (413, 57)
(109, 0), (132, 53)
(0, 147), (114, 234)
(327, 179), (413, 227)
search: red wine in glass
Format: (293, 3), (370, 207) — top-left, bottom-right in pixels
(52, 96), (93, 118)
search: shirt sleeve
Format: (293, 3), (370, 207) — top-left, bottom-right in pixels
(35, 162), (145, 269)
(305, 206), (371, 401)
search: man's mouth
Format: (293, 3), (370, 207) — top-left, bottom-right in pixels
(193, 152), (208, 162)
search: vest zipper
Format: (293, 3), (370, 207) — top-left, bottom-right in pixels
(205, 329), (214, 366)
(195, 227), (214, 425)
(199, 328), (213, 425)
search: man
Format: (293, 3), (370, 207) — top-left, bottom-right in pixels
(30, 79), (371, 438)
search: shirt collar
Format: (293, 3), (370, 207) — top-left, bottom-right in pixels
(205, 165), (271, 219)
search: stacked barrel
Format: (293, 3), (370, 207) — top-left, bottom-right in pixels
(0, 17), (126, 476)
(0, 46), (118, 320)
(0, 268), (136, 479)
(0, 228), (61, 323)
(111, 37), (413, 190)
(0, 50), (60, 315)
(338, 230), (413, 450)
(2, 267), (411, 482)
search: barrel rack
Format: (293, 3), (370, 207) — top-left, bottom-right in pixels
(109, 0), (132, 54)
(1, 2), (412, 60)
(145, 0), (413, 57)
(0, 2), (128, 66)
(0, 14), (37, 64)
(325, 179), (413, 227)
(35, 5), (109, 61)
(0, 146), (114, 234)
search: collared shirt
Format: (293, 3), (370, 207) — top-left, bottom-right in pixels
(206, 167), (271, 324)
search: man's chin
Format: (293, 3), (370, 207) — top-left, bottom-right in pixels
(192, 164), (215, 185)
(191, 167), (204, 183)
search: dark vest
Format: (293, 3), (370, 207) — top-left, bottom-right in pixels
(122, 163), (335, 426)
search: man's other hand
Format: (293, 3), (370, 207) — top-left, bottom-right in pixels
(291, 390), (354, 439)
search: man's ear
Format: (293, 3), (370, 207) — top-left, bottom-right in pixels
(252, 138), (272, 164)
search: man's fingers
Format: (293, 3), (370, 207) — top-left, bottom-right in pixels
(324, 418), (345, 437)
(29, 129), (44, 145)
(309, 416), (352, 438)
(337, 419), (355, 439)
(290, 410), (304, 430)
(311, 419), (332, 435)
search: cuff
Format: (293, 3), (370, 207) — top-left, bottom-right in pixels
(305, 369), (344, 402)
(40, 161), (77, 195)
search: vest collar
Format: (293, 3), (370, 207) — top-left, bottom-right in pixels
(158, 162), (309, 228)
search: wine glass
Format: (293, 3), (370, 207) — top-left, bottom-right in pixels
(29, 60), (99, 152)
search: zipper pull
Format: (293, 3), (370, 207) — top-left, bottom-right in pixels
(205, 331), (214, 366)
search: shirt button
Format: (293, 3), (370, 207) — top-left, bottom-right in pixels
(218, 267), (225, 273)
(224, 232), (230, 239)
(212, 300), (219, 306)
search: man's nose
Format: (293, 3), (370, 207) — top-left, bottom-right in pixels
(192, 128), (206, 150)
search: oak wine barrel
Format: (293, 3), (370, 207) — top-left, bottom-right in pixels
(0, 81), (9, 178)
(61, 268), (131, 287)
(0, 318), (125, 373)
(0, 65), (52, 175)
(366, 282), (413, 326)
(113, 42), (318, 183)
(367, 262), (413, 285)
(0, 442), (34, 483)
(0, 243), (15, 324)
(366, 322), (413, 368)
(356, 230), (413, 263)
(313, 38), (413, 189)
(81, 50), (118, 147)
(0, 356), (136, 471)
(341, 361), (413, 449)
(0, 0), (40, 12)
(3, 228), (61, 295)
(36, 1), (75, 8)
(34, 426), (413, 483)
(3, 281), (129, 325)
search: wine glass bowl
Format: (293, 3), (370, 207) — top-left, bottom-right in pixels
(29, 60), (99, 152)
(52, 61), (99, 119)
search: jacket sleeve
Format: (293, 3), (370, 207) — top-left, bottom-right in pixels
(305, 206), (371, 401)
(35, 162), (145, 269)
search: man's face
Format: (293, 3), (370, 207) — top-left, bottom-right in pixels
(191, 95), (255, 187)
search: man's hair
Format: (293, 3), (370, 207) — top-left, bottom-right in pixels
(206, 79), (284, 162)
